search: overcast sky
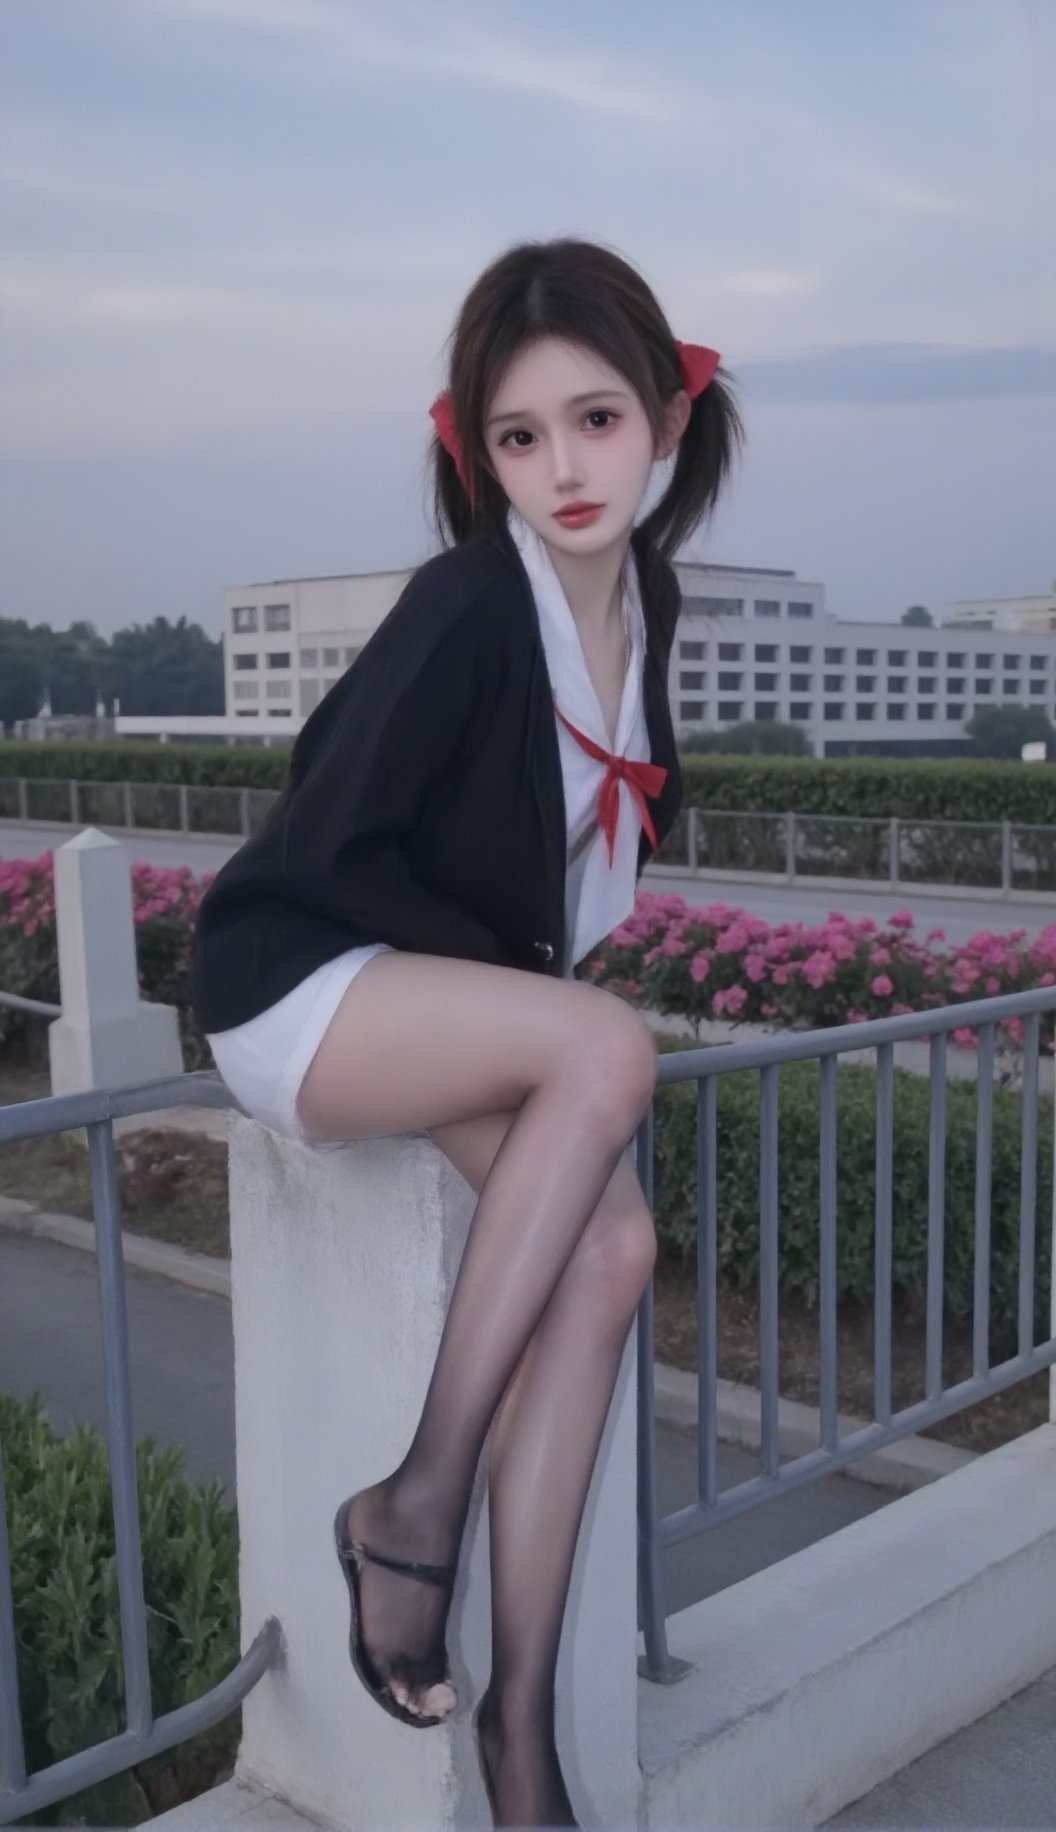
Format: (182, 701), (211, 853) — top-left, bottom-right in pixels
(1, 0), (1053, 640)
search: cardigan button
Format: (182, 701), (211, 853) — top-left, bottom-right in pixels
(533, 940), (554, 962)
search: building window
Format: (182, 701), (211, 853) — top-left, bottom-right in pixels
(233, 654), (258, 671)
(1002, 654), (1021, 669)
(790, 673), (811, 691)
(754, 643), (778, 661)
(790, 645), (812, 662)
(886, 704), (906, 721)
(824, 647), (845, 663)
(917, 703), (935, 720)
(718, 671), (742, 690)
(679, 639), (706, 659)
(976, 653), (993, 669)
(1030, 680), (1047, 695)
(887, 649), (907, 666)
(754, 703), (778, 721)
(947, 652), (965, 668)
(266, 651), (291, 669)
(344, 646), (363, 666)
(947, 676), (965, 694)
(718, 701), (742, 722)
(856, 703), (875, 720)
(823, 703), (844, 721)
(823, 673), (844, 691)
(679, 700), (705, 719)
(233, 680), (259, 699)
(300, 680), (322, 716)
(975, 679), (993, 694)
(264, 602), (291, 631)
(790, 703), (811, 720)
(299, 647), (318, 669)
(918, 676), (936, 694)
(754, 599), (781, 618)
(946, 703), (965, 720)
(788, 601), (814, 618)
(1002, 678), (1021, 695)
(855, 648), (876, 664)
(717, 642), (743, 660)
(856, 674), (875, 692)
(887, 676), (907, 694)
(265, 679), (292, 699)
(322, 647), (341, 668)
(232, 605), (258, 633)
(918, 651), (937, 667)
(679, 670), (705, 689)
(754, 672), (778, 691)
(701, 596), (744, 616)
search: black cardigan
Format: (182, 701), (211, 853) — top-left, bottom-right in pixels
(189, 518), (684, 1035)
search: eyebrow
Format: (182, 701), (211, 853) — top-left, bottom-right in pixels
(486, 389), (630, 429)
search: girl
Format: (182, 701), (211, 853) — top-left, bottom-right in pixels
(191, 235), (743, 1827)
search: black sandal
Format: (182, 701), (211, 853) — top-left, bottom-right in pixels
(332, 1497), (458, 1728)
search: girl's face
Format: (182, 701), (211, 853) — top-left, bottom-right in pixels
(482, 336), (688, 555)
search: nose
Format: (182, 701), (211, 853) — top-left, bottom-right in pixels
(550, 431), (585, 488)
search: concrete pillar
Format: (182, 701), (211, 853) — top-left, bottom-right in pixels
(225, 1116), (642, 1830)
(47, 829), (184, 1131)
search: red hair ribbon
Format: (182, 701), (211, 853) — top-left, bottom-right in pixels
(428, 338), (720, 508)
(554, 705), (669, 869)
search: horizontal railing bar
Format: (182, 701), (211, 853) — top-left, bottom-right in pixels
(654, 985), (1056, 1083)
(659, 1339), (1056, 1549)
(0, 1069), (239, 1143)
(1, 1616), (282, 1821)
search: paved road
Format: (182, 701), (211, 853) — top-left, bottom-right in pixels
(1, 819), (1051, 947)
(2, 1227), (1053, 1824)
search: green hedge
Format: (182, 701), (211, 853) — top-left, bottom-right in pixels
(0, 1390), (240, 1827)
(1, 741), (1054, 823)
(652, 1034), (1053, 1359)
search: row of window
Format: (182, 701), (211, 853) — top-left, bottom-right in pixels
(231, 603), (291, 633)
(681, 669), (1055, 697)
(677, 701), (1041, 724)
(233, 645), (364, 671)
(678, 639), (1054, 669)
(683, 596), (816, 620)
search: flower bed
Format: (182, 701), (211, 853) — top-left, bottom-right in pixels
(583, 890), (1056, 1063)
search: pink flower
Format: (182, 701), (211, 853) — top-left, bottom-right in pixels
(888, 910), (915, 930)
(870, 974), (894, 997)
(714, 983), (748, 1017)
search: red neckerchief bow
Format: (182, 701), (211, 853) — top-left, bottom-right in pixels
(554, 705), (668, 868)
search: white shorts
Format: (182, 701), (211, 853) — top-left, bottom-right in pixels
(206, 942), (397, 1150)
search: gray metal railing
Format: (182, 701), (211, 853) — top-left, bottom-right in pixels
(634, 983), (1056, 1683)
(2, 779), (1055, 894)
(0, 1070), (280, 1825)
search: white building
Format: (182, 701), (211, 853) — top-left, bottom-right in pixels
(940, 591), (1056, 634)
(99, 561), (1056, 758)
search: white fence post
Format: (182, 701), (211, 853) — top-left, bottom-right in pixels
(47, 828), (183, 1122)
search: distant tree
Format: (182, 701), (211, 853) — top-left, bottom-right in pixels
(682, 719), (811, 757)
(0, 612), (223, 724)
(901, 604), (933, 626)
(965, 703), (1056, 760)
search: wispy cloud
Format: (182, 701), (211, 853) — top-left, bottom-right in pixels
(738, 342), (1056, 405)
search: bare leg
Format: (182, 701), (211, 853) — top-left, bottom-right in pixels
(475, 1185), (655, 1826)
(341, 1039), (656, 1724)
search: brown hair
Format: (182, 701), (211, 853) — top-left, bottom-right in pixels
(426, 235), (745, 612)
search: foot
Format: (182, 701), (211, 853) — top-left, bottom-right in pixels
(474, 1690), (579, 1828)
(342, 1478), (459, 1722)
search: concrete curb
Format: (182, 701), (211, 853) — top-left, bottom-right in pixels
(0, 1194), (975, 1493)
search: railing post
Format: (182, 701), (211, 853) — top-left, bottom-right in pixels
(123, 781), (132, 827)
(1001, 818), (1012, 896)
(224, 1122), (644, 1827)
(785, 811), (796, 882)
(889, 815), (899, 890)
(69, 778), (78, 825)
(178, 784), (189, 833)
(17, 778), (27, 820)
(239, 786), (250, 839)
